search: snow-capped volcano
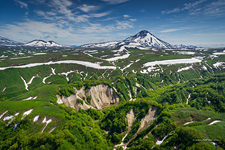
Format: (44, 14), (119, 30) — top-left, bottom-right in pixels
(0, 36), (23, 46)
(24, 40), (63, 47)
(81, 30), (174, 49)
(123, 30), (174, 49)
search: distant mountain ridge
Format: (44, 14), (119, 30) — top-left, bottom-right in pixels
(0, 36), (23, 46)
(80, 30), (199, 49)
(80, 30), (174, 49)
(173, 44), (200, 49)
(24, 40), (63, 47)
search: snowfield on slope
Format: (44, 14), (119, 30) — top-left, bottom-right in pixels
(213, 62), (224, 68)
(105, 53), (130, 62)
(0, 60), (116, 70)
(143, 58), (202, 67)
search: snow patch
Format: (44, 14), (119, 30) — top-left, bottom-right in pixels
(186, 94), (191, 104)
(213, 62), (224, 68)
(112, 45), (126, 52)
(22, 96), (37, 101)
(27, 76), (36, 85)
(140, 69), (148, 74)
(51, 68), (56, 75)
(105, 53), (130, 61)
(0, 60), (116, 70)
(2, 87), (6, 92)
(33, 115), (39, 122)
(33, 53), (47, 55)
(121, 62), (134, 71)
(10, 56), (32, 60)
(114, 133), (128, 148)
(41, 117), (52, 133)
(3, 115), (14, 121)
(49, 127), (56, 133)
(156, 135), (168, 145)
(184, 121), (193, 125)
(22, 109), (33, 119)
(43, 74), (52, 84)
(202, 65), (207, 70)
(58, 70), (74, 81)
(0, 110), (8, 119)
(143, 58), (202, 67)
(176, 51), (195, 55)
(21, 76), (29, 91)
(177, 66), (193, 72)
(209, 120), (221, 125)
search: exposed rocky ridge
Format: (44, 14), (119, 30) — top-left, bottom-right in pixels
(57, 84), (119, 110)
(137, 107), (158, 133)
(118, 107), (158, 149)
(126, 109), (136, 131)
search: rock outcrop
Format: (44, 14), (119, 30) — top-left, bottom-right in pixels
(126, 109), (135, 131)
(86, 84), (119, 109)
(57, 84), (119, 110)
(137, 107), (158, 132)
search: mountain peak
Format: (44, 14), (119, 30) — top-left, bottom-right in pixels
(138, 30), (151, 34)
(24, 39), (63, 47)
(0, 36), (23, 46)
(81, 30), (174, 49)
(134, 30), (152, 38)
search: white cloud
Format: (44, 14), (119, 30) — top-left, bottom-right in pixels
(116, 21), (133, 30)
(203, 0), (225, 16)
(15, 0), (28, 9)
(162, 8), (180, 14)
(34, 0), (111, 23)
(91, 11), (111, 17)
(160, 27), (191, 33)
(80, 20), (133, 33)
(182, 0), (206, 10)
(123, 15), (130, 18)
(129, 19), (137, 22)
(162, 0), (206, 14)
(101, 17), (118, 21)
(160, 29), (182, 33)
(78, 4), (100, 13)
(0, 18), (134, 45)
(101, 0), (129, 4)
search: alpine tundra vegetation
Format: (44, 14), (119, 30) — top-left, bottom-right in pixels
(0, 30), (225, 150)
(0, 0), (225, 149)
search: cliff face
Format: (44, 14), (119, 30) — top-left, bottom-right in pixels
(86, 84), (119, 109)
(57, 84), (119, 110)
(126, 109), (135, 131)
(137, 107), (158, 132)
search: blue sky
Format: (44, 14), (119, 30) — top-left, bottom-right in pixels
(0, 0), (225, 47)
